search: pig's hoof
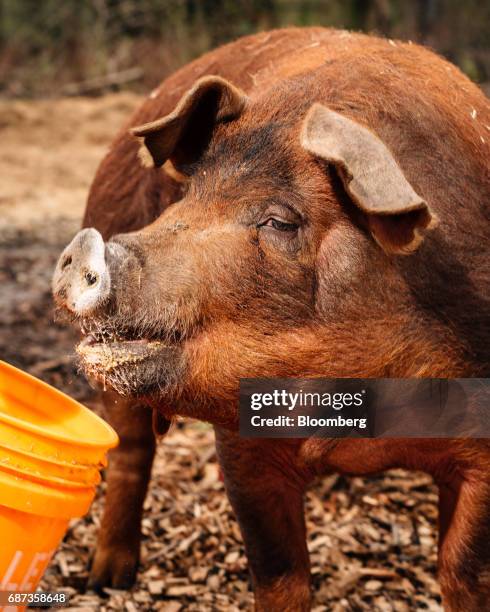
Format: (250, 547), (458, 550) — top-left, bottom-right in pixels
(87, 546), (139, 592)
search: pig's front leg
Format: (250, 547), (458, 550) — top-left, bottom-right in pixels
(215, 429), (312, 611)
(88, 390), (157, 591)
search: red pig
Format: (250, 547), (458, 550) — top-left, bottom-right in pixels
(52, 28), (490, 611)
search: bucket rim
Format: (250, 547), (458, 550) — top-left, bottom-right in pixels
(0, 360), (118, 450)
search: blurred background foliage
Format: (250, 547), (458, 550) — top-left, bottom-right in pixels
(0, 0), (489, 97)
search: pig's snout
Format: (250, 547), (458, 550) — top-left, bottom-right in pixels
(53, 228), (111, 316)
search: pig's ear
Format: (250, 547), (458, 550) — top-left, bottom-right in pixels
(301, 103), (436, 254)
(131, 75), (248, 170)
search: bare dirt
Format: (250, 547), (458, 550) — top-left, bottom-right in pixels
(0, 95), (442, 611)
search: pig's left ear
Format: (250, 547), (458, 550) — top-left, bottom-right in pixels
(301, 103), (436, 254)
(131, 75), (248, 170)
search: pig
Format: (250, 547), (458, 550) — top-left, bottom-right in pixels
(52, 27), (490, 611)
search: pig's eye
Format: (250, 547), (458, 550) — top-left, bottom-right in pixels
(260, 218), (299, 232)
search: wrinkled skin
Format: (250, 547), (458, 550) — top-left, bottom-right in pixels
(54, 28), (490, 610)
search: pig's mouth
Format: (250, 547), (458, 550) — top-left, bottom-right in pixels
(77, 334), (166, 367)
(75, 327), (185, 396)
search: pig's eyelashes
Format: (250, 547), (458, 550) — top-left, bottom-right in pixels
(259, 218), (299, 232)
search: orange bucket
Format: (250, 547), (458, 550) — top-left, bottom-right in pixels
(0, 361), (118, 610)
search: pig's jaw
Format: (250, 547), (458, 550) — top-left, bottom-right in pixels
(76, 334), (184, 397)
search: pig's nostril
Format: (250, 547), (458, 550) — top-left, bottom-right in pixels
(84, 271), (99, 287)
(61, 255), (72, 270)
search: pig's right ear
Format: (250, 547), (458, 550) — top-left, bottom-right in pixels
(131, 75), (248, 171)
